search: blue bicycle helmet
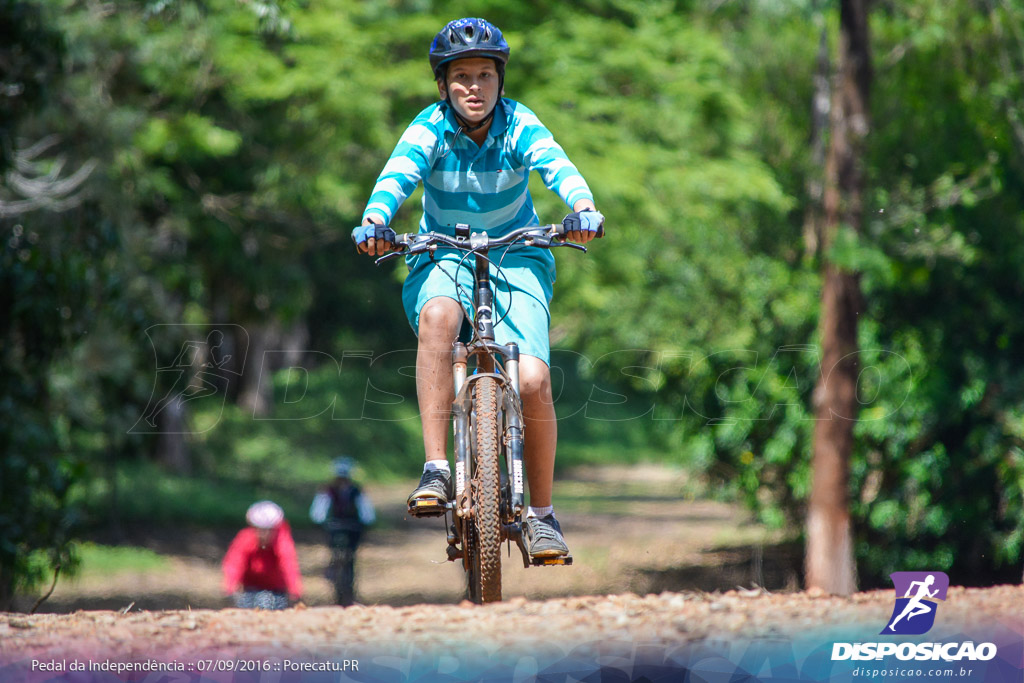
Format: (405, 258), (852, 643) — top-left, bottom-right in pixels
(429, 18), (509, 80)
(333, 456), (355, 478)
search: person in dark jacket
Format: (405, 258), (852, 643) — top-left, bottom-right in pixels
(309, 457), (375, 606)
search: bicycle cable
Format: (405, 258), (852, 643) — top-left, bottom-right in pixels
(432, 243), (516, 350)
(462, 246), (516, 348)
(415, 227), (556, 357)
(428, 249), (476, 325)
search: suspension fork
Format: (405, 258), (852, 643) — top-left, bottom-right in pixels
(452, 341), (524, 516)
(452, 342), (471, 503)
(503, 342), (524, 516)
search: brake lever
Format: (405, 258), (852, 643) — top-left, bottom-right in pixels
(552, 241), (588, 253)
(374, 250), (406, 266)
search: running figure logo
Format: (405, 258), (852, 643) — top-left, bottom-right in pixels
(130, 324), (247, 434)
(882, 571), (950, 635)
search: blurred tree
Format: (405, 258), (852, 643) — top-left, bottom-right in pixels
(717, 0), (1024, 587)
(847, 0), (1024, 584)
(0, 0), (83, 608)
(806, 0), (871, 597)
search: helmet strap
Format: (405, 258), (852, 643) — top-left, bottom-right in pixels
(447, 99), (496, 134)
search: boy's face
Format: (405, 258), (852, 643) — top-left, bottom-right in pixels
(438, 57), (501, 124)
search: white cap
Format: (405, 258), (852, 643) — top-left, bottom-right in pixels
(246, 500), (284, 529)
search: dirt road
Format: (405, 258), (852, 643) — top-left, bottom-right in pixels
(3, 586), (1022, 679)
(33, 465), (798, 611)
(2, 466), (1021, 681)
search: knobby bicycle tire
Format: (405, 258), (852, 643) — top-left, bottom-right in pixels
(469, 375), (502, 603)
(330, 547), (356, 606)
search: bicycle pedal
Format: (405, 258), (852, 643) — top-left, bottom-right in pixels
(407, 498), (447, 517)
(531, 555), (573, 567)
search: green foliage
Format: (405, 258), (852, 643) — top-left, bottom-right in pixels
(0, 0), (63, 173)
(715, 0), (1024, 585)
(74, 543), (169, 576)
(0, 219), (86, 607)
(69, 359), (667, 532)
(1, 3), (89, 603)
(192, 355), (668, 484)
(843, 0), (1024, 584)
(5, 0), (1024, 602)
(74, 459), (313, 528)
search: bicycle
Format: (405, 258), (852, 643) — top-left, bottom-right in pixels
(324, 519), (361, 606)
(375, 221), (597, 603)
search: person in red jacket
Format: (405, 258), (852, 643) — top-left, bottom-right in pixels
(222, 500), (303, 609)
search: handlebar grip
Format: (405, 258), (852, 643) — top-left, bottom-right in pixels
(555, 219), (604, 239)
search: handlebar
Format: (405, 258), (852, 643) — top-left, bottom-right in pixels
(374, 223), (588, 266)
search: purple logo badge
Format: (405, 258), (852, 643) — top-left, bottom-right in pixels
(882, 571), (950, 635)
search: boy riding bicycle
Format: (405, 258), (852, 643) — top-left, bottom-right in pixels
(353, 17), (604, 559)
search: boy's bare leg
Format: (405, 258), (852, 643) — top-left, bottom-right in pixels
(415, 297), (463, 462)
(519, 355), (557, 507)
(519, 355), (568, 557)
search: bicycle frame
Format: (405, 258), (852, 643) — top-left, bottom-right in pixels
(449, 224), (529, 571)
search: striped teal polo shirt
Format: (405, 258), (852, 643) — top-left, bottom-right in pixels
(362, 97), (594, 276)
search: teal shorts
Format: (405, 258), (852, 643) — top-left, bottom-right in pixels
(402, 250), (555, 365)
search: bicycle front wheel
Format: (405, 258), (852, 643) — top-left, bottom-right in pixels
(467, 375), (502, 604)
(331, 547), (356, 606)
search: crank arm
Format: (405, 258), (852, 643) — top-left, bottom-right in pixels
(502, 522), (531, 568)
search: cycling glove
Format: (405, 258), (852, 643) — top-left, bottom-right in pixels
(351, 223), (397, 248)
(562, 210), (605, 238)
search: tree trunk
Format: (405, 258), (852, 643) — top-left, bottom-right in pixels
(237, 321), (276, 418)
(155, 399), (190, 474)
(803, 19), (831, 259)
(236, 320), (309, 418)
(806, 0), (871, 596)
(0, 565), (13, 612)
